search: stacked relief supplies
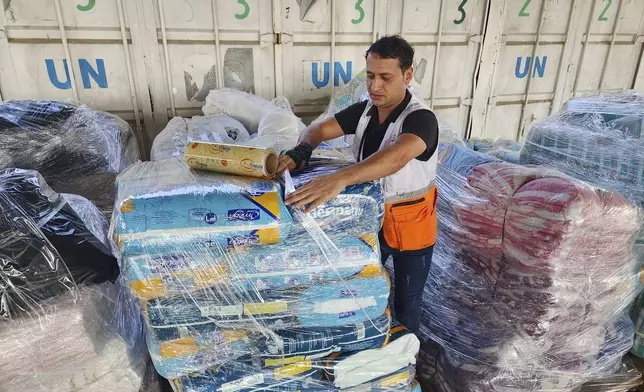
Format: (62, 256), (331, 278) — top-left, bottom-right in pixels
(0, 100), (140, 217)
(519, 92), (644, 362)
(416, 143), (641, 392)
(0, 168), (150, 392)
(111, 155), (422, 391)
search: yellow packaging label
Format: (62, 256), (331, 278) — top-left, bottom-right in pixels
(358, 263), (381, 277)
(257, 227), (281, 244)
(130, 278), (165, 300)
(120, 199), (134, 213)
(192, 265), (229, 286)
(274, 360), (312, 380)
(160, 337), (198, 358)
(265, 356), (306, 367)
(223, 329), (249, 342)
(378, 370), (410, 388)
(130, 266), (229, 300)
(358, 233), (378, 251)
(248, 191), (281, 220)
(244, 301), (288, 315)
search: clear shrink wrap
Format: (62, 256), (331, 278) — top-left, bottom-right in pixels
(466, 137), (522, 164)
(0, 283), (150, 392)
(111, 157), (421, 390)
(572, 356), (642, 392)
(0, 171), (152, 391)
(0, 168), (120, 319)
(520, 91), (644, 208)
(519, 91), (644, 360)
(416, 143), (641, 392)
(0, 100), (140, 216)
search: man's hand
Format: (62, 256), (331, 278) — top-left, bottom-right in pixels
(276, 155), (296, 177)
(285, 173), (348, 213)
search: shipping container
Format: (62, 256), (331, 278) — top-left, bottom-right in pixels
(1, 0), (643, 155)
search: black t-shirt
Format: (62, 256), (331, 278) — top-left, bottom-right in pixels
(334, 90), (439, 161)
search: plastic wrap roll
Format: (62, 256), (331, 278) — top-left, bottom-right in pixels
(184, 142), (278, 178)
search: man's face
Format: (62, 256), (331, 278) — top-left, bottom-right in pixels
(366, 53), (413, 108)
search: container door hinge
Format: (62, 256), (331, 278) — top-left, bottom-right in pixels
(274, 33), (283, 45)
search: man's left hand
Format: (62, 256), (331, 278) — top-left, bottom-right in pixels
(285, 173), (348, 213)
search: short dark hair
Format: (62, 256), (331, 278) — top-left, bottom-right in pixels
(365, 35), (414, 72)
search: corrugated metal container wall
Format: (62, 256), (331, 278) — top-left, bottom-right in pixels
(0, 0), (145, 133)
(470, 0), (644, 141)
(1, 0), (644, 150)
(278, 0), (486, 137)
(149, 0), (275, 118)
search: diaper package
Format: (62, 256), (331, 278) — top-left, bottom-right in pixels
(111, 155), (419, 390)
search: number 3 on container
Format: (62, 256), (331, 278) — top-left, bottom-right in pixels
(454, 0), (468, 25)
(352, 0), (365, 24)
(235, 0), (250, 20)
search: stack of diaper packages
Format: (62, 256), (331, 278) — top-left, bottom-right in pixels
(111, 157), (422, 391)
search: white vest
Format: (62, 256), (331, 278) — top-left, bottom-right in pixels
(352, 94), (437, 203)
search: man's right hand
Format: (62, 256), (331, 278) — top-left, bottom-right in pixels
(276, 155), (296, 176)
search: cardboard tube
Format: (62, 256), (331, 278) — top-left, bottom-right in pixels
(184, 142), (278, 178)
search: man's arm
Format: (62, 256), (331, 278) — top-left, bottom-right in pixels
(285, 133), (426, 211)
(276, 117), (345, 174)
(334, 133), (425, 184)
(298, 117), (345, 149)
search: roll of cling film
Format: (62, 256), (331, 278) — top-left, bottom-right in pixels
(184, 142), (279, 178)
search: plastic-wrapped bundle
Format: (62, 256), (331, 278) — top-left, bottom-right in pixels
(420, 143), (641, 392)
(112, 158), (293, 254)
(572, 356), (642, 392)
(0, 283), (150, 392)
(202, 89), (305, 151)
(111, 158), (421, 388)
(519, 91), (644, 361)
(150, 116), (251, 161)
(466, 137), (522, 164)
(169, 330), (420, 391)
(0, 168), (152, 391)
(0, 100), (140, 215)
(287, 161), (384, 236)
(520, 91), (644, 208)
(0, 168), (120, 319)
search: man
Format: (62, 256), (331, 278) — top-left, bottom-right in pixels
(277, 35), (439, 334)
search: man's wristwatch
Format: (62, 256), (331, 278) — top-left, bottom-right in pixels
(284, 142), (313, 170)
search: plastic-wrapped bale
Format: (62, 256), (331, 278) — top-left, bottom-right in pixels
(115, 159), (383, 301)
(286, 161), (384, 236)
(202, 89), (305, 151)
(112, 158), (293, 255)
(0, 100), (140, 216)
(572, 356), (642, 392)
(150, 116), (251, 161)
(146, 311), (391, 379)
(0, 283), (150, 392)
(0, 168), (120, 319)
(466, 137), (522, 164)
(110, 158), (413, 386)
(519, 91), (644, 360)
(169, 325), (420, 392)
(520, 91), (644, 208)
(420, 143), (641, 392)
